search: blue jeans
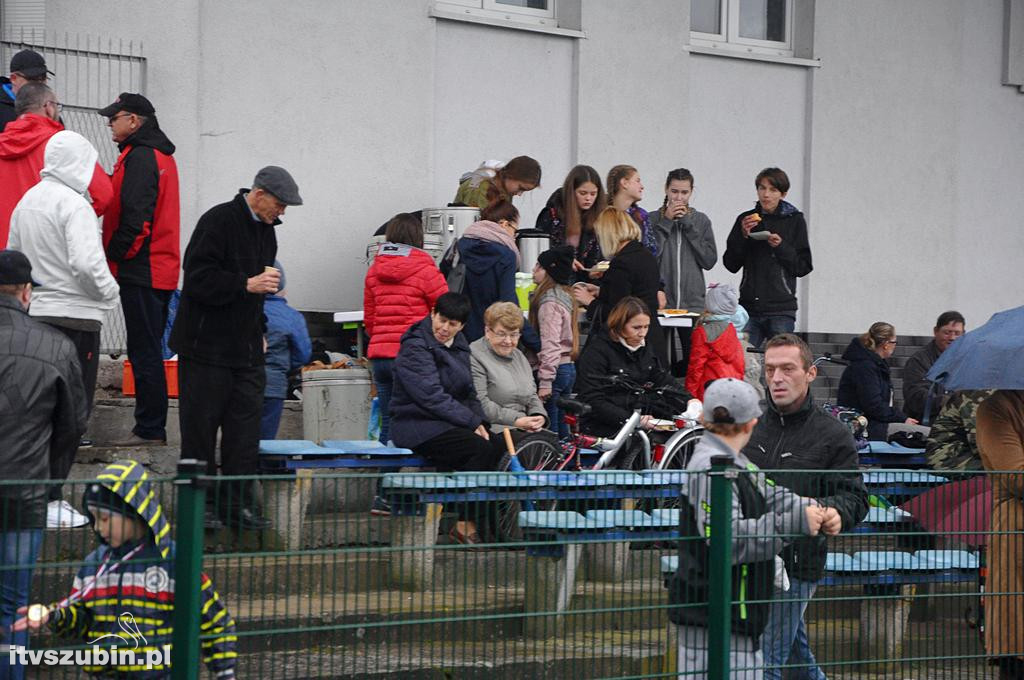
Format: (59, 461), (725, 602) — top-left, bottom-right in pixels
(0, 530), (43, 680)
(544, 363), (576, 439)
(760, 578), (827, 680)
(261, 397), (285, 440)
(372, 359), (395, 445)
(746, 314), (796, 349)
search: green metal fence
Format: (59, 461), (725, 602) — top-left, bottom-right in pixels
(2, 464), (1018, 679)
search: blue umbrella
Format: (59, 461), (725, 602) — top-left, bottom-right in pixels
(926, 304), (1024, 390)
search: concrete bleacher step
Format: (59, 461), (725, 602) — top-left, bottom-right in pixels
(232, 625), (673, 679)
(225, 577), (671, 653)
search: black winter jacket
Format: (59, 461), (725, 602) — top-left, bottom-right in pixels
(169, 190), (277, 367)
(902, 340), (946, 422)
(389, 316), (486, 451)
(575, 332), (679, 437)
(742, 392), (869, 582)
(722, 202), (812, 315)
(0, 295), (87, 528)
(837, 338), (908, 440)
(586, 240), (667, 366)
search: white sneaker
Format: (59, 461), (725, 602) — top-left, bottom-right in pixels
(47, 500), (90, 528)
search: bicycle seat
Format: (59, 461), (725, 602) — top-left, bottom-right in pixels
(557, 397), (592, 416)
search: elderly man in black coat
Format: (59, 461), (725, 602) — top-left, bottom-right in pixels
(169, 166), (302, 530)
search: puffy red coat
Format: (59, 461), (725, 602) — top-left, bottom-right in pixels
(685, 322), (745, 401)
(0, 113), (112, 248)
(363, 243), (448, 359)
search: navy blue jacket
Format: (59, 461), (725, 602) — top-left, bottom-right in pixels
(837, 338), (907, 440)
(389, 315), (486, 449)
(264, 295), (312, 398)
(452, 236), (540, 351)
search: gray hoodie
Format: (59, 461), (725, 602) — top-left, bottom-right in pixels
(685, 431), (811, 565)
(651, 207), (717, 310)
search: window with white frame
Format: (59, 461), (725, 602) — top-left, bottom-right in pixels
(435, 0), (557, 27)
(691, 0), (795, 57)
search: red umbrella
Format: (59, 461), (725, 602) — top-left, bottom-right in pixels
(899, 476), (992, 547)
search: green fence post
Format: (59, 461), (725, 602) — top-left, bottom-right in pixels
(171, 459), (207, 680)
(707, 455), (735, 680)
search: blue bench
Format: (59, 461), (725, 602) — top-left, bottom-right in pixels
(660, 548), (979, 588)
(258, 439), (426, 470)
(858, 441), (928, 467)
(861, 468), (947, 501)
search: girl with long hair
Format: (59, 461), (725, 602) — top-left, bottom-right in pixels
(454, 156), (542, 209)
(606, 164), (657, 255)
(534, 165), (605, 275)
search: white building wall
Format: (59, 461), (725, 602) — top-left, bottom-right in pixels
(33, 0), (1023, 329)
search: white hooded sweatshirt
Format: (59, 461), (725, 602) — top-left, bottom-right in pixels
(8, 130), (119, 322)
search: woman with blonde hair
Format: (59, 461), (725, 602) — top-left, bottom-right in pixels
(837, 322), (929, 440)
(573, 207), (666, 365)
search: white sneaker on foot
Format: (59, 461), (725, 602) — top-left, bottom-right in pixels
(47, 500), (90, 528)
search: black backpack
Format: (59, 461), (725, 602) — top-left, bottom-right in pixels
(441, 240), (467, 295)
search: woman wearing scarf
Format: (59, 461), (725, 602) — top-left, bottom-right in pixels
(445, 199), (539, 350)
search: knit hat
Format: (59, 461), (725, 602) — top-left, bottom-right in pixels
(537, 246), (575, 285)
(703, 378), (761, 424)
(705, 283), (738, 316)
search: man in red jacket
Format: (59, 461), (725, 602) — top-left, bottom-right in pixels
(0, 82), (112, 247)
(98, 93), (180, 447)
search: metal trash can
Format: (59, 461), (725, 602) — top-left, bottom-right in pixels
(301, 367), (376, 514)
(301, 368), (373, 443)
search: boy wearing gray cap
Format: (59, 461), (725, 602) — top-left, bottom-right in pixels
(667, 378), (824, 679)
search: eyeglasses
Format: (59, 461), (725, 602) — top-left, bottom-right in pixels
(106, 113), (132, 126)
(45, 101), (63, 113)
(487, 328), (520, 341)
(884, 339), (898, 346)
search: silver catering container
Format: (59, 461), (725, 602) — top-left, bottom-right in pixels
(516, 229), (551, 274)
(422, 206), (480, 252)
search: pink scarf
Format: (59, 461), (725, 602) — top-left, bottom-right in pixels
(463, 220), (520, 268)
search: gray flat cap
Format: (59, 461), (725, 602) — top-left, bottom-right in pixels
(253, 166), (303, 206)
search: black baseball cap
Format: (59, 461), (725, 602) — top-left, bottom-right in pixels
(97, 92), (155, 118)
(0, 249), (41, 286)
(9, 50), (53, 78)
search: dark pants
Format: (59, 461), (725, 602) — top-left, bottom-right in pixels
(671, 325), (694, 378)
(413, 427), (504, 472)
(746, 313), (796, 349)
(179, 358), (265, 509)
(371, 358), (395, 445)
(44, 324), (99, 416)
(120, 283), (172, 440)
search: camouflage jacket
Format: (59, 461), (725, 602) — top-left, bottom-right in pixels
(925, 390), (994, 473)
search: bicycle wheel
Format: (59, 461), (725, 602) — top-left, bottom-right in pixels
(653, 427), (703, 510)
(496, 434), (562, 542)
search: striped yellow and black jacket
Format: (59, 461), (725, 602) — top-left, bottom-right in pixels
(50, 460), (237, 678)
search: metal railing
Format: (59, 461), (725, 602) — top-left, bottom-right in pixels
(1, 465), (1017, 679)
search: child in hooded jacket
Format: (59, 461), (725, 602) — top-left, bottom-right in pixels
(16, 460), (237, 679)
(528, 246), (579, 438)
(686, 283), (746, 401)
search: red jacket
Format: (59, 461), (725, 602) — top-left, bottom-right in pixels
(0, 114), (112, 248)
(103, 120), (180, 290)
(685, 322), (745, 401)
(363, 243), (447, 359)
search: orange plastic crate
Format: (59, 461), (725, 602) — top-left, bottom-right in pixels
(122, 360), (179, 398)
